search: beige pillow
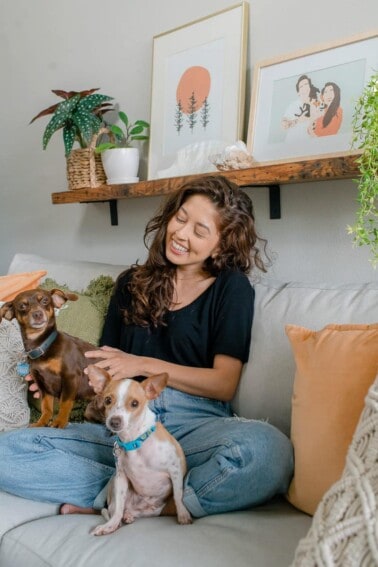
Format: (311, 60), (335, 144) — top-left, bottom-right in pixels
(286, 323), (378, 515)
(0, 318), (29, 431)
(0, 271), (47, 301)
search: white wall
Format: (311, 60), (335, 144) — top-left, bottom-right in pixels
(0, 0), (377, 282)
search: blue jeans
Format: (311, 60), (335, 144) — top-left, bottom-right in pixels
(0, 387), (293, 517)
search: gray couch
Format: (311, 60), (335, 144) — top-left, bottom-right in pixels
(1, 253), (377, 567)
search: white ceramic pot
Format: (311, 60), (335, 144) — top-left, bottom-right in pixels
(101, 147), (140, 184)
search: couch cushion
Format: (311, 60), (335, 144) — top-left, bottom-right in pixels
(232, 279), (378, 437)
(8, 253), (125, 292)
(286, 323), (378, 515)
(0, 318), (29, 431)
(0, 496), (311, 567)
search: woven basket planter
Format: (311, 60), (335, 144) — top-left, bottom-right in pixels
(66, 128), (108, 190)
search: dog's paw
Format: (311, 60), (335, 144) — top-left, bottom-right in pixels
(177, 508), (192, 525)
(122, 512), (135, 524)
(91, 520), (120, 536)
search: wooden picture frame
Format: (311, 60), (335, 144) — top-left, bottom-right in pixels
(148, 2), (248, 180)
(247, 31), (378, 165)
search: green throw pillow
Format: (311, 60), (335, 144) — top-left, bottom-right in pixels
(41, 275), (114, 346)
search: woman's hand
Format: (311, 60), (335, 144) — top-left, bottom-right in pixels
(85, 346), (143, 381)
(25, 374), (41, 398)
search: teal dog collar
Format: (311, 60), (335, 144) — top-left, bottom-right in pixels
(116, 425), (156, 452)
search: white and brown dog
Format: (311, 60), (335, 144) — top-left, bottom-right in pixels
(87, 365), (192, 535)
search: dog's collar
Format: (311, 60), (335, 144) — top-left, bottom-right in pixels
(115, 424), (156, 452)
(26, 330), (59, 360)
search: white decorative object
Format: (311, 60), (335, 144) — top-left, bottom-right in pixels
(101, 148), (139, 184)
(209, 140), (255, 171)
(156, 140), (226, 178)
(292, 372), (378, 566)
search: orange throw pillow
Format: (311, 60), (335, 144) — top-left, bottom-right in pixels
(0, 271), (47, 302)
(286, 323), (378, 515)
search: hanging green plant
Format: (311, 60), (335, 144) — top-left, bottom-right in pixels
(347, 72), (378, 267)
(30, 88), (113, 156)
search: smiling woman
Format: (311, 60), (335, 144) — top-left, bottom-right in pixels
(0, 175), (293, 521)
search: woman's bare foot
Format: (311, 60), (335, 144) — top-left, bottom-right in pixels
(59, 504), (100, 515)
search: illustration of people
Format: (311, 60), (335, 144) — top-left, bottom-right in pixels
(308, 82), (343, 137)
(281, 75), (320, 142)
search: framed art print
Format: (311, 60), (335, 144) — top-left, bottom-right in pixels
(148, 2), (248, 179)
(247, 31), (378, 164)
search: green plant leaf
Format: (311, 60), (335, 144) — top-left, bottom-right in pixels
(119, 111), (129, 127)
(95, 142), (117, 153)
(72, 111), (102, 145)
(134, 120), (150, 128)
(131, 135), (149, 141)
(42, 94), (81, 149)
(130, 125), (144, 135)
(63, 125), (77, 156)
(76, 94), (113, 113)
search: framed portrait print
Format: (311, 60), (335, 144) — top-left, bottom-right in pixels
(247, 31), (378, 164)
(148, 2), (248, 180)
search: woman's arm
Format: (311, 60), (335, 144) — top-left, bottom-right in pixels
(85, 347), (243, 402)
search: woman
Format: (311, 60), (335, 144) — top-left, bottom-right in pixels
(0, 176), (293, 518)
(311, 82), (343, 137)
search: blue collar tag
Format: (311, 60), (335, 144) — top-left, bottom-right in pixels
(17, 361), (30, 377)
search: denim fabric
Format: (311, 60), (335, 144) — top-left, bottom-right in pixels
(0, 387), (293, 517)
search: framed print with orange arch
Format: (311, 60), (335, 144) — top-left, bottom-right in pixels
(148, 3), (248, 180)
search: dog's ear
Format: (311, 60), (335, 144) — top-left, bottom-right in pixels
(86, 364), (111, 394)
(142, 373), (168, 400)
(50, 289), (79, 309)
(0, 302), (15, 323)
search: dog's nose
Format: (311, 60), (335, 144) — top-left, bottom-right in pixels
(109, 416), (122, 431)
(32, 310), (45, 322)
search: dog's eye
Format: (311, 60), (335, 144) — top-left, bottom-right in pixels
(40, 297), (50, 306)
(130, 399), (139, 409)
(104, 396), (112, 406)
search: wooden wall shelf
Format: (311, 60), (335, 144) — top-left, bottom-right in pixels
(51, 154), (360, 225)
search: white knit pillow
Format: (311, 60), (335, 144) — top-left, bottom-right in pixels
(292, 373), (378, 566)
(0, 316), (30, 431)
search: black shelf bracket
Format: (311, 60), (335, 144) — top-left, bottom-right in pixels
(269, 185), (281, 219)
(108, 200), (118, 226)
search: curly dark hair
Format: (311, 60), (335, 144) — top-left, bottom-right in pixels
(121, 175), (268, 327)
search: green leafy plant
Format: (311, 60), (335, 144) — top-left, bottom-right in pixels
(347, 72), (378, 267)
(30, 88), (113, 156)
(95, 111), (149, 153)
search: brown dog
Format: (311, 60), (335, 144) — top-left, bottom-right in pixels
(0, 288), (102, 428)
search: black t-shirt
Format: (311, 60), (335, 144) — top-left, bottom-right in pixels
(100, 269), (254, 369)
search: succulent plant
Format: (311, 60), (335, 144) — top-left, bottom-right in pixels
(30, 88), (113, 156)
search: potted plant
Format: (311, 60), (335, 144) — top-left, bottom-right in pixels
(347, 72), (378, 267)
(95, 111), (150, 184)
(31, 88), (113, 189)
